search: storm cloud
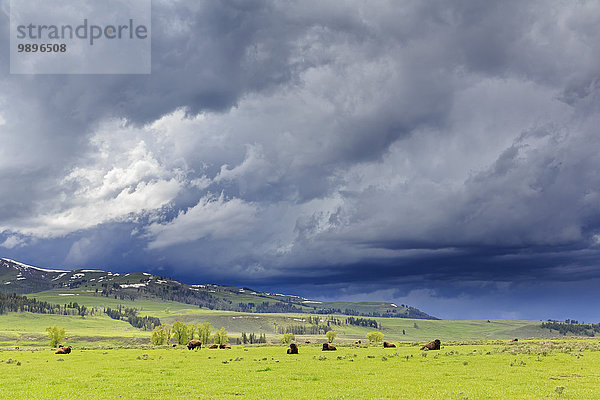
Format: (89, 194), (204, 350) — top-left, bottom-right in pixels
(1, 0), (600, 320)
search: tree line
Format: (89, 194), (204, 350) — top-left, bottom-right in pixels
(0, 293), (94, 317)
(345, 316), (380, 328)
(104, 306), (161, 331)
(151, 321), (230, 346)
(541, 321), (600, 336)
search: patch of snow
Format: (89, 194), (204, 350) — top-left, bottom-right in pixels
(4, 281), (11, 284)
(390, 303), (398, 308)
(302, 300), (322, 304)
(143, 273), (151, 276)
(17, 277), (26, 280)
(58, 293), (78, 296)
(70, 273), (85, 279)
(192, 284), (205, 288)
(156, 280), (168, 284)
(52, 273), (67, 281)
(80, 269), (104, 273)
(120, 283), (147, 289)
(0, 258), (68, 273)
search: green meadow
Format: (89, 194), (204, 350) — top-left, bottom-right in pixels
(1, 340), (599, 399)
(1, 292), (595, 399)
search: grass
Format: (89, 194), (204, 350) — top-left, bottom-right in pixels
(1, 340), (599, 399)
(0, 312), (149, 348)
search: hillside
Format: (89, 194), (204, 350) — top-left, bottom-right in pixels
(0, 258), (436, 319)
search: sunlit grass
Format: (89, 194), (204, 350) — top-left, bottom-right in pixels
(1, 341), (598, 399)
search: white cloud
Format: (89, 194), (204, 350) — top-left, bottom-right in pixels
(0, 235), (26, 249)
(146, 193), (258, 249)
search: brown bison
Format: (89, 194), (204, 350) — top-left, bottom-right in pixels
(383, 341), (396, 348)
(219, 344), (231, 349)
(509, 338), (518, 342)
(208, 344), (219, 349)
(322, 343), (337, 351)
(287, 343), (299, 354)
(187, 340), (202, 350)
(420, 339), (441, 351)
(55, 345), (72, 354)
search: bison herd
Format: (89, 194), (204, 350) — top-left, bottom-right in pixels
(49, 336), (528, 358)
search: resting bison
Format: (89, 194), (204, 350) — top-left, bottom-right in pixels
(208, 344), (219, 349)
(322, 343), (337, 351)
(187, 340), (202, 350)
(55, 345), (72, 354)
(287, 343), (299, 354)
(509, 338), (518, 342)
(383, 341), (396, 348)
(420, 339), (441, 351)
(219, 344), (231, 349)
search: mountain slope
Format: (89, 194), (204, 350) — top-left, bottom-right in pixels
(0, 258), (438, 319)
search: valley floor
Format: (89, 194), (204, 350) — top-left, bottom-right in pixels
(1, 340), (599, 399)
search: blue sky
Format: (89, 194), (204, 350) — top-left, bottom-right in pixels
(1, 0), (600, 321)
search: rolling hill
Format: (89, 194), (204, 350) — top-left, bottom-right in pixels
(0, 258), (436, 319)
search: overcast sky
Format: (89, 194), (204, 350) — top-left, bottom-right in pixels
(1, 0), (600, 321)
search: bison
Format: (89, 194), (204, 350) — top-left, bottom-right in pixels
(287, 343), (299, 354)
(420, 339), (441, 351)
(383, 341), (396, 348)
(187, 340), (202, 350)
(322, 343), (337, 351)
(509, 338), (518, 342)
(208, 344), (219, 349)
(55, 345), (72, 354)
(219, 344), (231, 349)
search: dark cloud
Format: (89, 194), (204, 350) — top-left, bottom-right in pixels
(1, 0), (600, 320)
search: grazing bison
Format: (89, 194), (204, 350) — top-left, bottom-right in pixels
(208, 344), (219, 349)
(287, 343), (299, 354)
(509, 338), (518, 342)
(55, 346), (72, 354)
(305, 341), (311, 344)
(187, 340), (202, 350)
(219, 344), (231, 349)
(322, 343), (337, 351)
(420, 339), (441, 351)
(383, 341), (396, 348)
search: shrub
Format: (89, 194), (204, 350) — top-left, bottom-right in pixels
(214, 327), (229, 345)
(326, 330), (337, 343)
(280, 333), (295, 345)
(366, 331), (384, 343)
(151, 324), (171, 345)
(45, 325), (65, 347)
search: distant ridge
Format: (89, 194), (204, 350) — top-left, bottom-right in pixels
(0, 258), (438, 320)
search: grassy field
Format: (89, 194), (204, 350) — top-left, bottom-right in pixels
(1, 340), (599, 399)
(18, 289), (556, 343)
(0, 312), (150, 348)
